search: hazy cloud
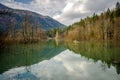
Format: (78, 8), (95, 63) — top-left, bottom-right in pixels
(0, 0), (120, 25)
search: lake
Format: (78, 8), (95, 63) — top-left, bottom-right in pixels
(0, 41), (120, 80)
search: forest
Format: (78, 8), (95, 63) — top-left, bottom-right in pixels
(63, 2), (120, 43)
(0, 13), (47, 45)
(0, 2), (120, 45)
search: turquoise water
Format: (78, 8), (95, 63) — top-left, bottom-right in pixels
(0, 41), (120, 80)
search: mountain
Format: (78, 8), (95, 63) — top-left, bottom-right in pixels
(0, 3), (66, 32)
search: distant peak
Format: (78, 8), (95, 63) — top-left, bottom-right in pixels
(0, 3), (11, 10)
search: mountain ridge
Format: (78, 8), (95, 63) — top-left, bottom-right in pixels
(0, 3), (66, 31)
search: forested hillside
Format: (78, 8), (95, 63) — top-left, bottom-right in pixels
(64, 2), (120, 42)
(0, 3), (65, 44)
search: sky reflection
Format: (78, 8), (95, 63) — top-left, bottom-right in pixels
(0, 49), (120, 80)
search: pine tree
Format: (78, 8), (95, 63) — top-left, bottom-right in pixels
(115, 2), (120, 17)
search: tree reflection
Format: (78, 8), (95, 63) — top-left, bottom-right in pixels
(65, 41), (120, 74)
(0, 41), (66, 74)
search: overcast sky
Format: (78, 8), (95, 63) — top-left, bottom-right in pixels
(0, 0), (120, 25)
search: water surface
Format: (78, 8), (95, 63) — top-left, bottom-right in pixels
(0, 41), (120, 80)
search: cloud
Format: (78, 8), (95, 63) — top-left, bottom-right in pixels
(53, 0), (90, 25)
(0, 0), (120, 25)
(53, 0), (120, 25)
(0, 0), (66, 16)
(29, 0), (66, 16)
(0, 0), (31, 10)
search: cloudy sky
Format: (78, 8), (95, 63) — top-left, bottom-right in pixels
(0, 0), (120, 25)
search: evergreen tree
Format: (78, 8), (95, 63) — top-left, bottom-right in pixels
(115, 2), (120, 17)
(106, 8), (111, 18)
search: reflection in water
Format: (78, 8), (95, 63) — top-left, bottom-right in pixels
(65, 41), (120, 74)
(0, 41), (65, 74)
(55, 38), (59, 46)
(0, 49), (120, 80)
(0, 41), (120, 80)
